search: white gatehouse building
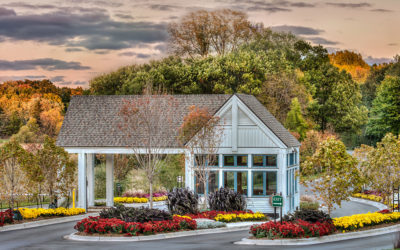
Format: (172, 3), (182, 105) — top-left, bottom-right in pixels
(57, 93), (300, 215)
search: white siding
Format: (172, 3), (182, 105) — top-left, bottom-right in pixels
(238, 127), (277, 148)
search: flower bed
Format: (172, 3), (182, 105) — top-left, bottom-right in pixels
(114, 196), (168, 204)
(333, 211), (400, 232)
(250, 220), (335, 239)
(17, 207), (86, 219)
(0, 209), (14, 226)
(122, 191), (168, 198)
(352, 193), (383, 202)
(185, 210), (267, 223)
(74, 215), (196, 236)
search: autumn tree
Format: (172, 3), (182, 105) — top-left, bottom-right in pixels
(285, 98), (308, 140)
(179, 105), (222, 209)
(11, 117), (40, 143)
(354, 133), (400, 205)
(168, 9), (256, 57)
(0, 139), (27, 210)
(302, 137), (361, 214)
(329, 50), (370, 83)
(118, 88), (178, 208)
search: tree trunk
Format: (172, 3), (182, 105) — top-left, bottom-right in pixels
(203, 179), (208, 210)
(149, 180), (153, 209)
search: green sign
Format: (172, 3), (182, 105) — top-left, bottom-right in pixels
(272, 195), (283, 207)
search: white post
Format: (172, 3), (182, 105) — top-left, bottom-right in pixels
(218, 154), (223, 188)
(231, 97), (238, 152)
(87, 153), (95, 207)
(247, 154), (252, 197)
(185, 151), (193, 189)
(106, 154), (114, 207)
(279, 150), (288, 215)
(78, 153), (87, 209)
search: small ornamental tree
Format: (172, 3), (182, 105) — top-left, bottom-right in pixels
(302, 137), (362, 214)
(285, 97), (308, 140)
(354, 133), (400, 205)
(0, 139), (27, 210)
(179, 105), (222, 209)
(118, 88), (178, 208)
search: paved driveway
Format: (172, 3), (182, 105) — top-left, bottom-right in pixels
(0, 221), (398, 250)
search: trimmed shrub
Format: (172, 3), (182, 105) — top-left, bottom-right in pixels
(208, 188), (246, 212)
(0, 209), (14, 226)
(167, 188), (199, 215)
(196, 220), (226, 229)
(282, 209), (332, 223)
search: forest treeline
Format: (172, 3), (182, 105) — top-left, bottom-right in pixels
(1, 9), (399, 148)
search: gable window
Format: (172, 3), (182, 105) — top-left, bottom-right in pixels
(252, 155), (277, 167)
(223, 155), (248, 167)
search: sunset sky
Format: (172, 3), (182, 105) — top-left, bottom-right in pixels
(0, 0), (399, 87)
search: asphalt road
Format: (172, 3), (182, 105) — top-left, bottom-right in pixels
(0, 220), (398, 250)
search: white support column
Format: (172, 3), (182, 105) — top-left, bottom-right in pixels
(86, 153), (95, 207)
(106, 154), (114, 207)
(247, 154), (252, 197)
(185, 151), (194, 189)
(78, 153), (87, 209)
(279, 150), (288, 215)
(218, 154), (223, 188)
(231, 97), (238, 152)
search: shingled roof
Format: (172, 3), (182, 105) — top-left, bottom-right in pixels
(56, 94), (300, 148)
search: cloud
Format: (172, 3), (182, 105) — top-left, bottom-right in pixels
(0, 7), (16, 16)
(57, 80), (88, 86)
(0, 9), (168, 51)
(326, 2), (371, 8)
(118, 52), (152, 58)
(290, 2), (316, 8)
(0, 58), (91, 71)
(388, 43), (398, 46)
(270, 25), (324, 35)
(0, 75), (46, 82)
(364, 56), (393, 65)
(247, 6), (291, 13)
(235, 0), (315, 12)
(50, 76), (65, 82)
(4, 2), (56, 9)
(370, 8), (393, 13)
(154, 43), (167, 53)
(115, 13), (133, 19)
(65, 48), (84, 52)
(148, 4), (177, 11)
(306, 37), (339, 45)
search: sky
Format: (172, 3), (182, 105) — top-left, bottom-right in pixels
(0, 0), (399, 88)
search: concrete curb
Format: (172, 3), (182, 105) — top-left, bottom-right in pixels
(349, 197), (388, 210)
(64, 221), (266, 242)
(234, 224), (400, 246)
(0, 213), (98, 232)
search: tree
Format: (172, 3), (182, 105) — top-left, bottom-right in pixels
(302, 137), (361, 214)
(179, 105), (222, 209)
(168, 9), (255, 57)
(366, 76), (400, 140)
(300, 130), (337, 164)
(329, 50), (370, 83)
(354, 134), (400, 205)
(11, 117), (40, 143)
(118, 88), (178, 208)
(0, 139), (27, 210)
(34, 136), (76, 203)
(285, 98), (308, 140)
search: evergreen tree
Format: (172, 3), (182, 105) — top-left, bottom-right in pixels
(285, 98), (308, 140)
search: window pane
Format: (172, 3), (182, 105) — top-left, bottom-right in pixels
(224, 172), (235, 190)
(237, 155), (248, 166)
(224, 155), (234, 166)
(290, 153), (294, 165)
(253, 155), (264, 166)
(208, 155), (219, 166)
(195, 172), (204, 194)
(237, 172), (247, 195)
(252, 172), (264, 196)
(208, 172), (219, 193)
(266, 155), (277, 166)
(266, 172), (277, 195)
(195, 155), (206, 166)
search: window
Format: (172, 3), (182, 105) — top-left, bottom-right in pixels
(287, 152), (297, 166)
(194, 171), (219, 195)
(223, 171), (248, 195)
(195, 154), (219, 167)
(223, 155), (248, 167)
(252, 171), (277, 196)
(252, 155), (277, 167)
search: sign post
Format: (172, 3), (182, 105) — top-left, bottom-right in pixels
(271, 194), (283, 223)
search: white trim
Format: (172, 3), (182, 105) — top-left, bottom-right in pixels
(231, 97), (238, 152)
(77, 153), (87, 209)
(86, 153), (95, 207)
(106, 154), (114, 207)
(64, 147), (184, 154)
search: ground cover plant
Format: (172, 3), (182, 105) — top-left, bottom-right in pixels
(99, 204), (172, 223)
(122, 191), (168, 198)
(114, 196), (167, 204)
(185, 210), (267, 223)
(352, 193), (383, 202)
(333, 211), (400, 232)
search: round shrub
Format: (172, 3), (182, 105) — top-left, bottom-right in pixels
(282, 209), (332, 223)
(208, 187), (246, 212)
(167, 188), (199, 215)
